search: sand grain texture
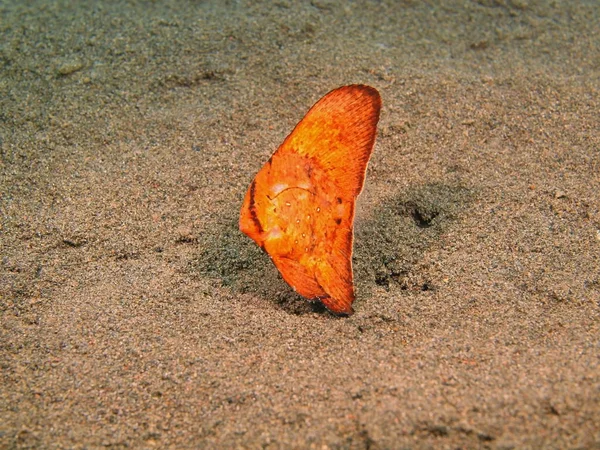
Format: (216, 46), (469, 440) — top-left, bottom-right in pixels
(1, 1), (599, 448)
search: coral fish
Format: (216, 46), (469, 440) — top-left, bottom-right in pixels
(240, 85), (381, 315)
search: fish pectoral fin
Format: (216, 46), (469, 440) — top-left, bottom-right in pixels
(272, 256), (327, 299)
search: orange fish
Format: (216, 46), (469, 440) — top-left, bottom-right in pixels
(239, 85), (381, 315)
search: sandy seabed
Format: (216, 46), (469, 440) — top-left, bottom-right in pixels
(1, 1), (599, 448)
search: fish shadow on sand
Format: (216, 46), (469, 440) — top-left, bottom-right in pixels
(354, 182), (473, 296)
(190, 182), (473, 315)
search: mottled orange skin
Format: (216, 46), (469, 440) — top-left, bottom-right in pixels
(240, 85), (381, 315)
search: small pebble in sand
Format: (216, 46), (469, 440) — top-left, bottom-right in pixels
(57, 60), (84, 76)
